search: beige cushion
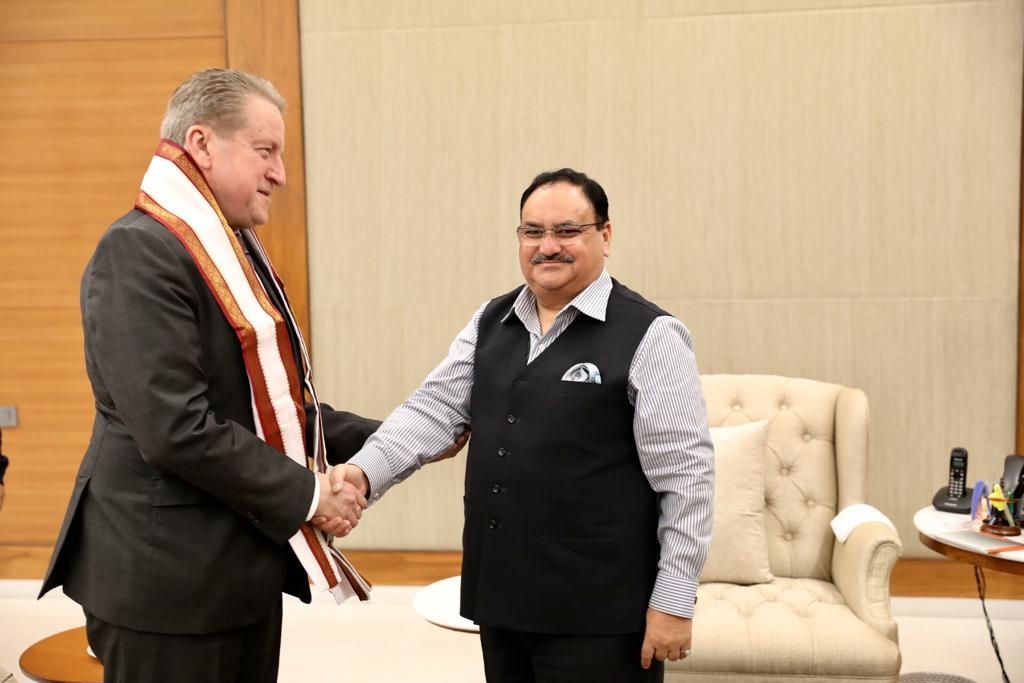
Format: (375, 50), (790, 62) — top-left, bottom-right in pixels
(699, 421), (774, 585)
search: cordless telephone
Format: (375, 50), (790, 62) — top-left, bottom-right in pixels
(947, 447), (968, 498)
(932, 447), (972, 513)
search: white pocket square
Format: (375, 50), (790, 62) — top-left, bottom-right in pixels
(561, 362), (602, 384)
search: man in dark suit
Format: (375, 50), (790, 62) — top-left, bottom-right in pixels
(40, 68), (378, 683)
(338, 169), (715, 682)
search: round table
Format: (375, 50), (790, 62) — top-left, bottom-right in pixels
(413, 575), (479, 633)
(914, 506), (1024, 576)
(19, 626), (103, 683)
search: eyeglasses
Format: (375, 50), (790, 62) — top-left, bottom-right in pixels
(515, 222), (603, 245)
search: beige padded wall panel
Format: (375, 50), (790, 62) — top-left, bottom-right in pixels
(301, 0), (1023, 553)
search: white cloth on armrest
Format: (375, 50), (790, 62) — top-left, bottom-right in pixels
(831, 503), (897, 542)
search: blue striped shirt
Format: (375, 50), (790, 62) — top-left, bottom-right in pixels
(350, 270), (715, 619)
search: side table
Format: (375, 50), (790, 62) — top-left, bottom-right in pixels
(19, 626), (103, 683)
(914, 506), (1024, 576)
(413, 575), (478, 633)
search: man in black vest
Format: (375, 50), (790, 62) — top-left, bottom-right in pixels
(339, 169), (715, 682)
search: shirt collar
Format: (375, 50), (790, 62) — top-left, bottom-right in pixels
(501, 269), (612, 325)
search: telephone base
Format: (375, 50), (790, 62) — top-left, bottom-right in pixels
(932, 486), (973, 514)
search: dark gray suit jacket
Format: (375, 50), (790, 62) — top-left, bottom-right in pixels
(40, 209), (378, 635)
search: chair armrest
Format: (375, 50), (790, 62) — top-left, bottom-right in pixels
(831, 518), (902, 643)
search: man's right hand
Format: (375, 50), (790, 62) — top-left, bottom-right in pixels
(312, 471), (366, 537)
(329, 464), (370, 497)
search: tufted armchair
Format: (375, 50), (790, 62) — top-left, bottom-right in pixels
(668, 375), (902, 682)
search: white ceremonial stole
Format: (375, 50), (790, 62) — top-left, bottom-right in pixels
(135, 140), (370, 603)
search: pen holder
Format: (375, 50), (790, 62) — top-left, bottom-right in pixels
(980, 494), (1021, 536)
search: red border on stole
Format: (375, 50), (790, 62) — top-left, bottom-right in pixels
(154, 142), (309, 446)
(134, 141), (339, 591)
(135, 190), (287, 454)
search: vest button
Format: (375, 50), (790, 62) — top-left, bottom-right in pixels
(784, 532), (793, 541)
(491, 484), (502, 494)
(489, 519), (498, 530)
(497, 448), (507, 457)
(506, 414), (516, 424)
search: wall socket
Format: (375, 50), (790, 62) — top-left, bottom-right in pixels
(0, 406), (18, 428)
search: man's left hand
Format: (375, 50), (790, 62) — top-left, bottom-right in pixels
(432, 427), (470, 463)
(640, 608), (692, 669)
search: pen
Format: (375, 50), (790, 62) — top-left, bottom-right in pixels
(985, 544), (1024, 555)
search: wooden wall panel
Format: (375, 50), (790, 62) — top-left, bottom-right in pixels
(225, 0), (311, 341)
(0, 17), (226, 576)
(0, 38), (226, 309)
(0, 32), (226, 576)
(0, 0), (311, 579)
(0, 309), (91, 546)
(0, 0), (223, 42)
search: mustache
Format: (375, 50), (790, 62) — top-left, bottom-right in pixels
(530, 253), (575, 264)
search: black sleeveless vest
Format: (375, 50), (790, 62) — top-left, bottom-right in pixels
(460, 279), (668, 634)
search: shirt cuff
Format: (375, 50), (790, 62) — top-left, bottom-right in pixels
(305, 474), (320, 522)
(347, 446), (393, 505)
(649, 571), (699, 619)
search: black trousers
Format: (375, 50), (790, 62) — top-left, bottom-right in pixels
(479, 625), (664, 683)
(84, 599), (282, 683)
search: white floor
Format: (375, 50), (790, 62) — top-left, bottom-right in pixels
(2, 580), (1021, 682)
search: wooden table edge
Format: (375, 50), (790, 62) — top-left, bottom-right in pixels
(917, 531), (1024, 576)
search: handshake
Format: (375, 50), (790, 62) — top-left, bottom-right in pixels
(310, 465), (369, 537)
(310, 428), (470, 537)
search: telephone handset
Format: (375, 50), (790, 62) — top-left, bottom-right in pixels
(948, 447), (968, 498)
(932, 447), (972, 514)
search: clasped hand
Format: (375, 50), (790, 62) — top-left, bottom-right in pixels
(311, 471), (366, 537)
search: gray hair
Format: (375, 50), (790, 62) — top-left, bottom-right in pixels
(160, 68), (286, 144)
